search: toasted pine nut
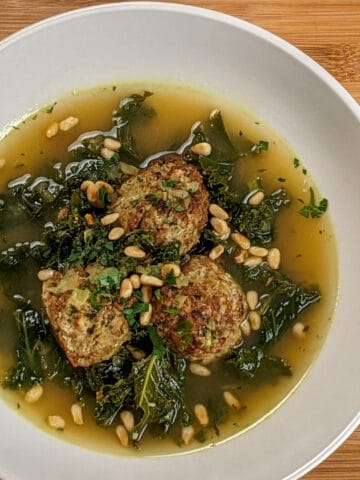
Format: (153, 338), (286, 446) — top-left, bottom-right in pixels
(161, 263), (181, 277)
(246, 290), (258, 311)
(231, 232), (251, 250)
(115, 425), (129, 447)
(80, 180), (93, 192)
(119, 162), (139, 175)
(140, 274), (163, 287)
(240, 319), (251, 336)
(70, 404), (84, 426)
(267, 248), (281, 270)
(189, 363), (211, 377)
(120, 410), (135, 432)
(103, 137), (121, 151)
(140, 303), (152, 326)
(126, 345), (146, 360)
(243, 256), (262, 268)
(234, 249), (248, 264)
(108, 227), (125, 241)
(292, 322), (306, 339)
(141, 286), (153, 303)
(100, 147), (115, 160)
(209, 203), (229, 220)
(210, 217), (230, 236)
(209, 245), (224, 261)
(249, 246), (268, 257)
(124, 246), (146, 259)
(46, 121), (59, 139)
(249, 310), (261, 330)
(248, 190), (265, 206)
(37, 269), (56, 282)
(100, 212), (120, 226)
(59, 116), (79, 132)
(223, 391), (240, 409)
(86, 183), (102, 207)
(94, 181), (114, 194)
(129, 274), (141, 289)
(191, 142), (212, 156)
(119, 278), (133, 299)
(182, 425), (195, 445)
(194, 404), (209, 427)
(84, 213), (95, 226)
(47, 415), (65, 430)
(25, 384), (43, 403)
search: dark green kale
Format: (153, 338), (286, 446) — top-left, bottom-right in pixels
(0, 241), (45, 269)
(226, 346), (291, 382)
(298, 187), (328, 219)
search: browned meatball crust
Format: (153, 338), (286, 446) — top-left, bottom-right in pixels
(111, 154), (209, 254)
(42, 264), (131, 367)
(151, 255), (247, 363)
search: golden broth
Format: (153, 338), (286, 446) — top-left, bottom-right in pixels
(0, 85), (337, 456)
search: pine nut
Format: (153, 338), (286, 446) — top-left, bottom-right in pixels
(85, 213), (95, 226)
(182, 425), (195, 445)
(223, 391), (240, 409)
(124, 246), (146, 259)
(129, 274), (141, 289)
(80, 180), (93, 192)
(115, 425), (129, 447)
(25, 384), (43, 403)
(210, 217), (230, 236)
(119, 278), (133, 299)
(45, 121), (59, 139)
(241, 319), (251, 336)
(267, 248), (281, 269)
(119, 162), (139, 175)
(243, 256), (262, 268)
(246, 290), (258, 311)
(95, 181), (114, 194)
(141, 286), (153, 303)
(126, 345), (146, 360)
(194, 404), (209, 426)
(120, 410), (135, 432)
(59, 116), (79, 132)
(108, 227), (125, 241)
(161, 263), (181, 277)
(86, 183), (101, 207)
(100, 147), (115, 160)
(140, 303), (152, 326)
(248, 190), (265, 206)
(249, 246), (268, 257)
(103, 137), (121, 151)
(189, 363), (211, 377)
(0, 158), (6, 169)
(140, 274), (163, 287)
(231, 233), (251, 250)
(234, 249), (248, 264)
(100, 212), (120, 226)
(70, 404), (84, 426)
(209, 203), (229, 221)
(191, 142), (212, 156)
(47, 415), (65, 430)
(249, 310), (261, 330)
(292, 322), (306, 339)
(37, 269), (56, 282)
(209, 244), (224, 261)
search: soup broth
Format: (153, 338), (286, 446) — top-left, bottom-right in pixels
(0, 85), (337, 455)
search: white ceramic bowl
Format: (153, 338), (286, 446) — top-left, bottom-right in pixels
(0, 3), (359, 480)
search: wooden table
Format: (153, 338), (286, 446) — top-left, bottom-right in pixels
(0, 1), (359, 478)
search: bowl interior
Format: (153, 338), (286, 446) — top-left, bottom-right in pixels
(0, 3), (359, 480)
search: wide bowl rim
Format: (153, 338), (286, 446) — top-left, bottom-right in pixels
(0, 3), (359, 480)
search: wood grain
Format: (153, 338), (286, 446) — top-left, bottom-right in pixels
(0, 1), (359, 479)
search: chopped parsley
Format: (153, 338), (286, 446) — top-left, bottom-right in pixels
(162, 180), (180, 188)
(175, 205), (185, 212)
(293, 158), (300, 168)
(298, 187), (328, 218)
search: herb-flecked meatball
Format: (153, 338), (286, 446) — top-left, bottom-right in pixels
(111, 154), (209, 254)
(151, 255), (247, 363)
(42, 264), (131, 367)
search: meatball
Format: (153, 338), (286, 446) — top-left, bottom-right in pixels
(42, 264), (131, 367)
(111, 154), (209, 254)
(151, 255), (247, 363)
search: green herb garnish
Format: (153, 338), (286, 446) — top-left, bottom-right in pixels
(298, 188), (328, 218)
